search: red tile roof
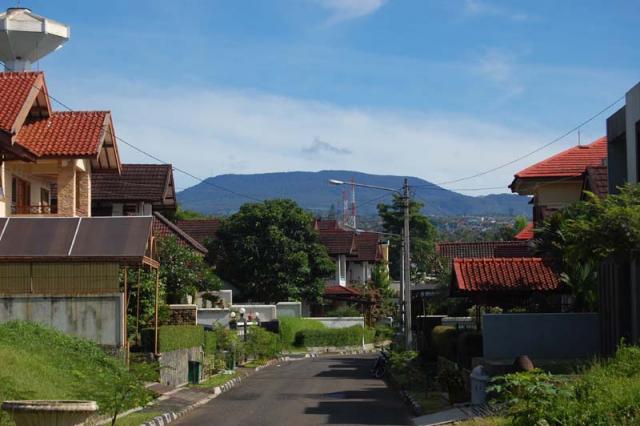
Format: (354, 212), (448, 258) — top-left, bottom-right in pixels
(513, 137), (607, 180)
(0, 72), (46, 134)
(353, 232), (381, 262)
(17, 111), (109, 157)
(92, 164), (175, 204)
(452, 258), (560, 293)
(324, 285), (362, 296)
(436, 241), (531, 261)
(514, 223), (534, 240)
(318, 229), (356, 255)
(152, 212), (207, 254)
(583, 165), (609, 199)
(314, 219), (340, 231)
(176, 219), (222, 245)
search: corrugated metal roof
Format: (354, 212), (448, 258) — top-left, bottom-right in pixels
(0, 217), (154, 264)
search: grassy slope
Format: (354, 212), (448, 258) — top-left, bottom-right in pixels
(0, 322), (148, 425)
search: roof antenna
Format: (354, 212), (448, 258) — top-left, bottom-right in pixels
(577, 127), (581, 146)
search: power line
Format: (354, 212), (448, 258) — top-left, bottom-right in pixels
(434, 95), (624, 186)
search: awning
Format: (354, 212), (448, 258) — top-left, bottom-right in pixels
(0, 216), (158, 267)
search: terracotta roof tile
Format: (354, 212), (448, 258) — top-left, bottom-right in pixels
(17, 111), (108, 157)
(176, 219), (222, 245)
(318, 229), (356, 255)
(152, 212), (207, 254)
(452, 258), (560, 293)
(92, 164), (174, 202)
(0, 71), (43, 134)
(437, 241), (531, 261)
(514, 137), (607, 179)
(324, 285), (362, 296)
(514, 223), (534, 240)
(314, 219), (339, 231)
(352, 232), (381, 262)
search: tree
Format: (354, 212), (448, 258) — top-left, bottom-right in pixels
(377, 195), (437, 280)
(208, 199), (335, 303)
(157, 237), (221, 304)
(535, 184), (640, 311)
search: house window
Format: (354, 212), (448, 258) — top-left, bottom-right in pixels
(11, 177), (30, 214)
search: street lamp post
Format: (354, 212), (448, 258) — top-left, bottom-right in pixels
(328, 178), (413, 348)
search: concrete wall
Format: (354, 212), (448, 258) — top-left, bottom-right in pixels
(0, 293), (124, 346)
(198, 308), (231, 327)
(442, 316), (477, 330)
(276, 302), (301, 318)
(307, 316), (365, 329)
(233, 304), (277, 322)
(158, 346), (203, 388)
(483, 313), (600, 359)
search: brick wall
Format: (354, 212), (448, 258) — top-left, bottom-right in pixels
(76, 171), (91, 217)
(168, 305), (197, 325)
(57, 165), (75, 216)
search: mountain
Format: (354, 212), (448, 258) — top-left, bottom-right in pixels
(177, 170), (531, 217)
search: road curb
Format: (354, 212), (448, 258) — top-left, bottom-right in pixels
(400, 390), (423, 416)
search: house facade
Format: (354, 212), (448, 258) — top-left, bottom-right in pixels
(510, 137), (607, 226)
(0, 72), (120, 217)
(314, 219), (386, 287)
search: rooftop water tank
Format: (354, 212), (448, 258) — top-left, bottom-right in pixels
(0, 7), (70, 72)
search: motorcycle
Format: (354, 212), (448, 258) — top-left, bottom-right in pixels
(371, 350), (390, 378)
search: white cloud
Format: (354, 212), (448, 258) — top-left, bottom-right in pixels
(314, 0), (385, 24)
(474, 49), (524, 98)
(462, 0), (530, 22)
(61, 79), (559, 195)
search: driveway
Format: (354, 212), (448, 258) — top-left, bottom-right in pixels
(173, 354), (413, 426)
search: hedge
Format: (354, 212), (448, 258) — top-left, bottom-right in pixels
(141, 325), (205, 353)
(246, 326), (281, 360)
(279, 317), (325, 348)
(431, 325), (459, 361)
(294, 325), (363, 347)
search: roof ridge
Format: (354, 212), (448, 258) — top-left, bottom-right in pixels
(153, 212), (208, 254)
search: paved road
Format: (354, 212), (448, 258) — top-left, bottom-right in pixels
(174, 355), (413, 426)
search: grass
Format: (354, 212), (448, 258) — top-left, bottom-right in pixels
(453, 417), (508, 426)
(242, 359), (268, 369)
(193, 372), (239, 388)
(0, 321), (152, 426)
(114, 411), (162, 426)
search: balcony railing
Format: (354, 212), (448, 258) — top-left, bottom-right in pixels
(11, 204), (58, 215)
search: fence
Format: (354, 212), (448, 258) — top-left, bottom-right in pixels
(483, 313), (599, 359)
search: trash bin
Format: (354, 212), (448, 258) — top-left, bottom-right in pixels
(470, 365), (490, 405)
(188, 361), (201, 384)
(223, 350), (235, 371)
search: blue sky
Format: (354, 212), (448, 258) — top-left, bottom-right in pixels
(11, 0), (640, 194)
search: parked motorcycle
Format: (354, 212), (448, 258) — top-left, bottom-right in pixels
(371, 350), (390, 378)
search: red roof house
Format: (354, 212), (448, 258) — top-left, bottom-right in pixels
(176, 219), (222, 245)
(510, 137), (607, 224)
(452, 258), (561, 295)
(514, 223), (534, 241)
(0, 71), (121, 217)
(152, 212), (207, 255)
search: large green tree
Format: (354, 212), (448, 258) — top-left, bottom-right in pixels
(535, 184), (640, 311)
(208, 199), (335, 303)
(377, 195), (437, 280)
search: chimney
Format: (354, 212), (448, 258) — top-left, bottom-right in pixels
(0, 7), (70, 72)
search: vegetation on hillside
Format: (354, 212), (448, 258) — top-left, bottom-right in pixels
(0, 322), (153, 426)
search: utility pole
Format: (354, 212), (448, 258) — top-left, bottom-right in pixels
(403, 178), (412, 348)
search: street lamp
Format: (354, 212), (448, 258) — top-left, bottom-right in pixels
(239, 307), (247, 343)
(328, 177), (414, 349)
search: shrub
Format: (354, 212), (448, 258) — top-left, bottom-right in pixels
(389, 350), (421, 388)
(489, 345), (640, 425)
(246, 326), (281, 360)
(325, 305), (361, 317)
(431, 325), (459, 360)
(204, 331), (217, 356)
(279, 317), (325, 348)
(364, 327), (376, 344)
(294, 325), (363, 347)
(141, 325), (205, 353)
